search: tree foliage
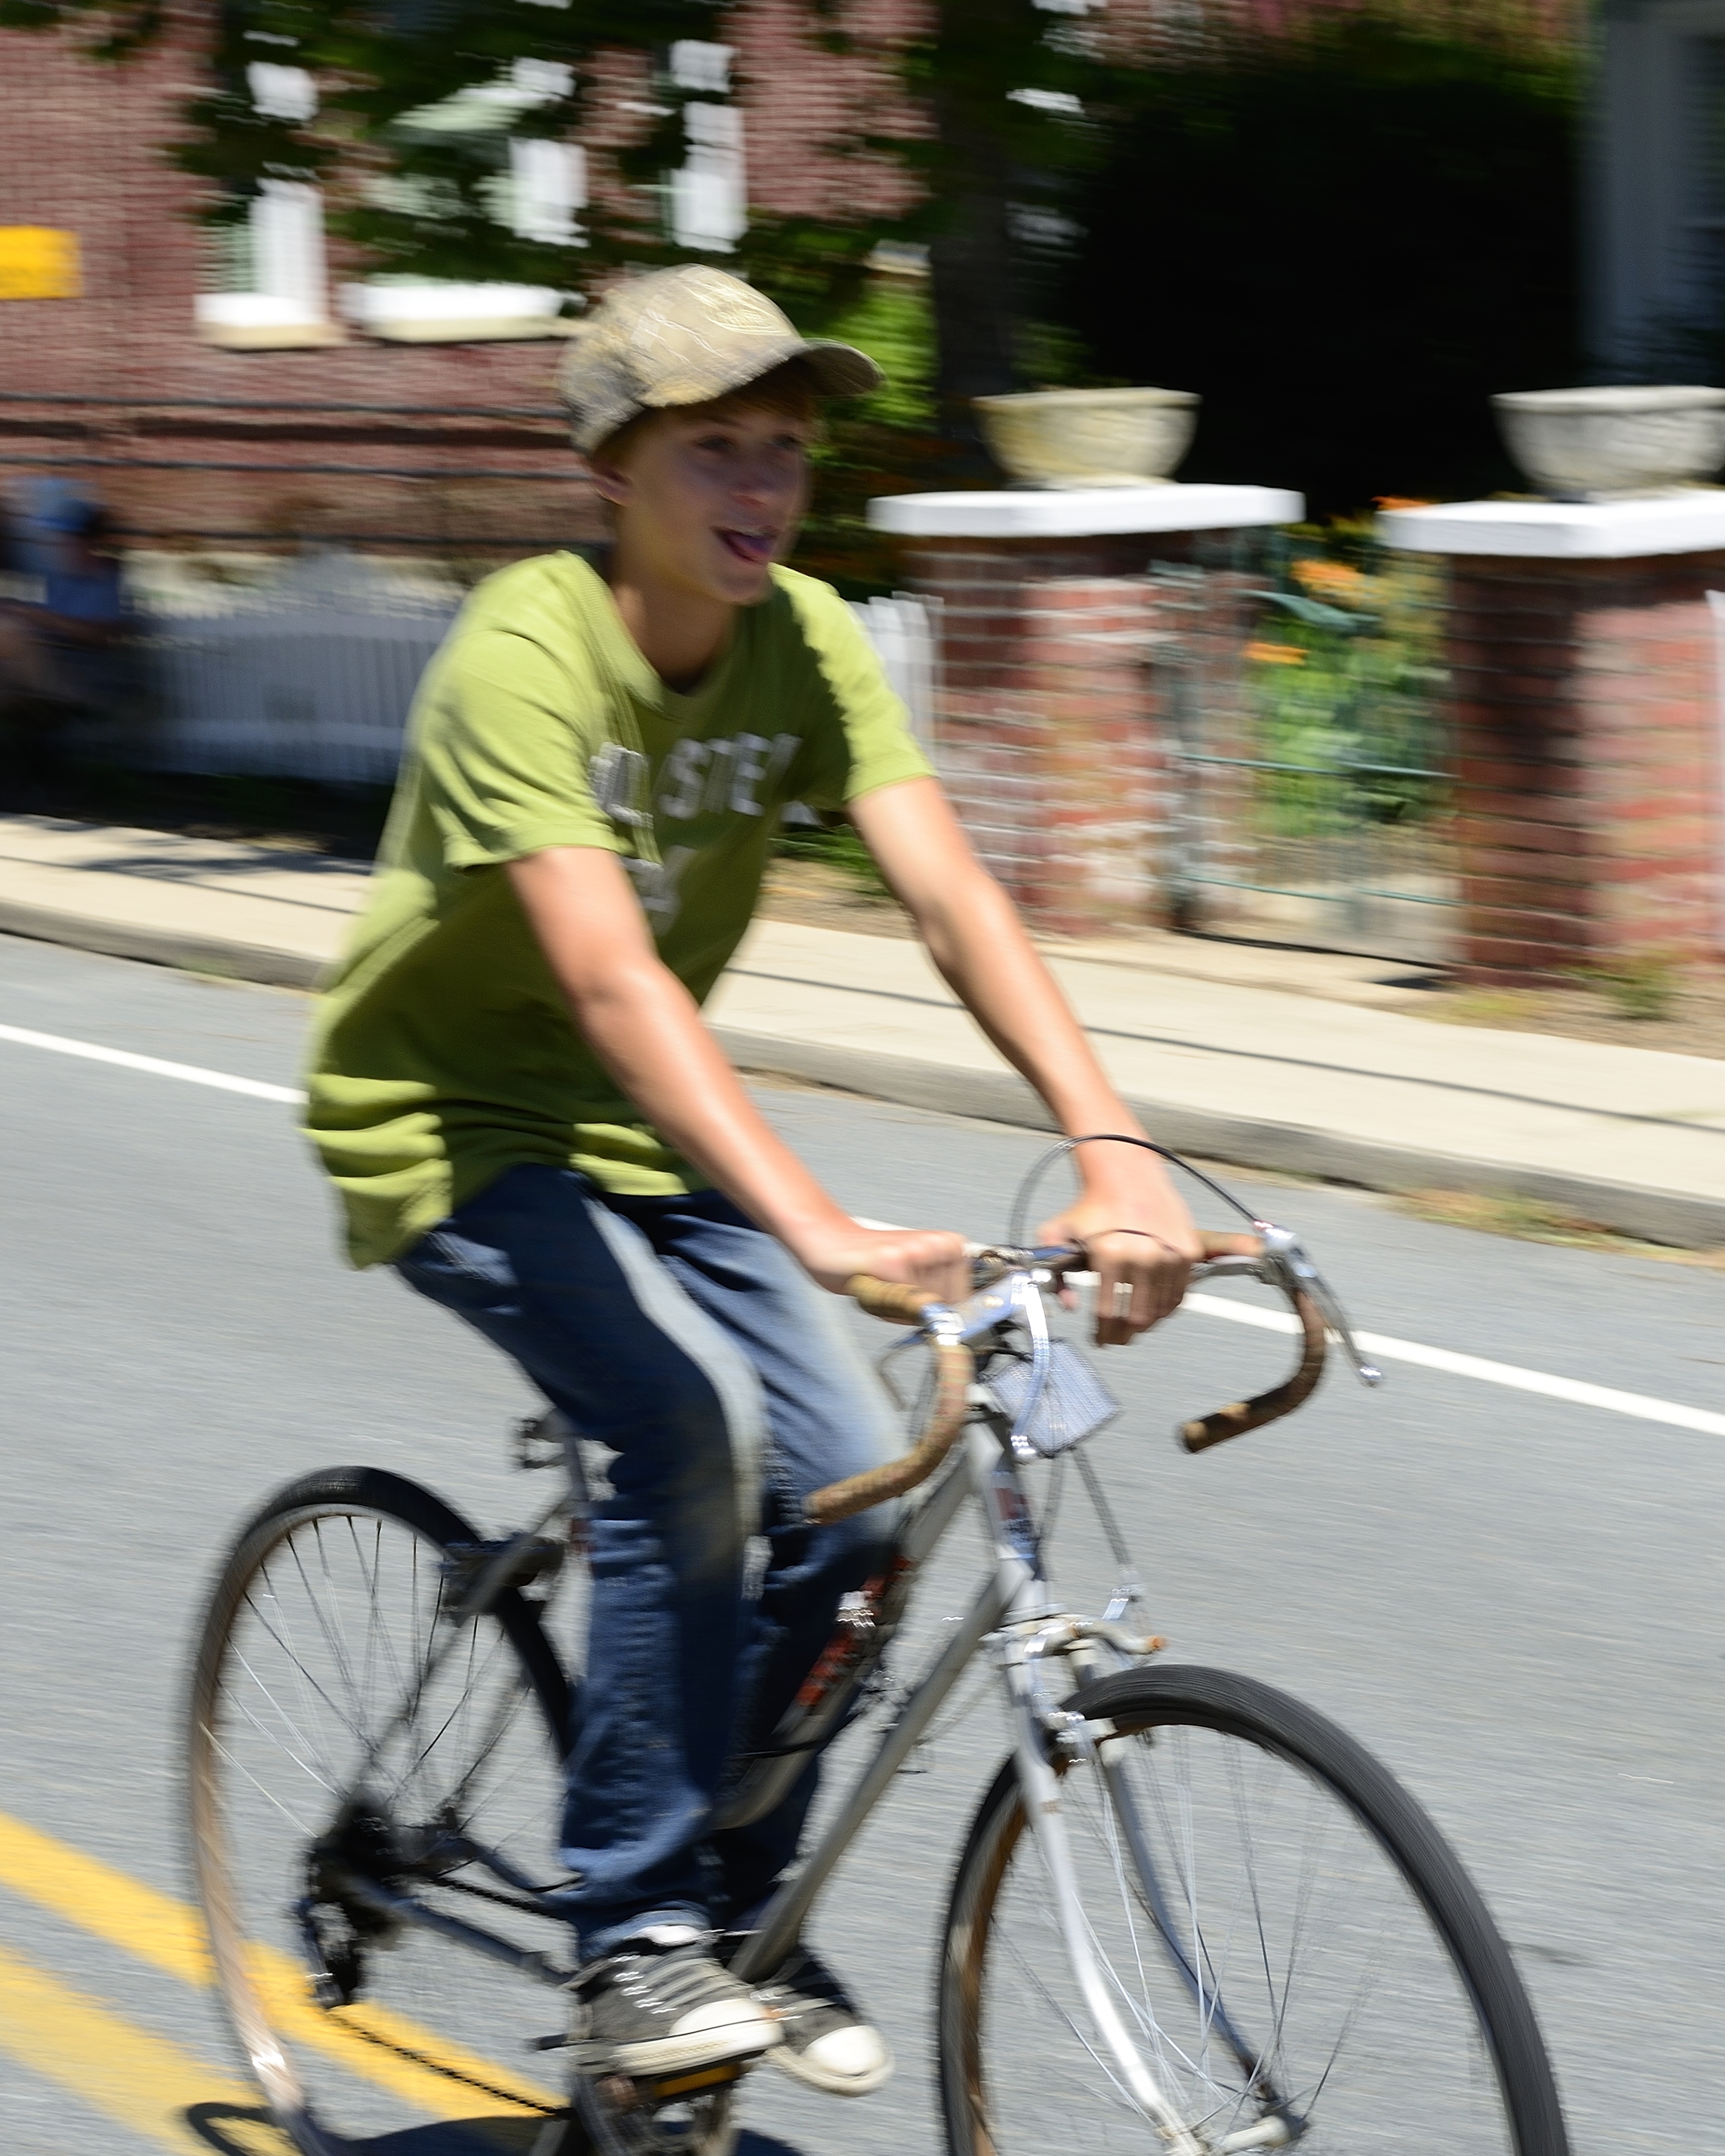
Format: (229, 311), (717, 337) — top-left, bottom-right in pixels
(1063, 15), (1582, 511)
(1, 0), (1585, 506)
(0, 0), (1104, 370)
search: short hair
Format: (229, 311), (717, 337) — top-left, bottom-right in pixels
(589, 357), (822, 472)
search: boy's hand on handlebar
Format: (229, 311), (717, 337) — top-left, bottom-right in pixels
(1039, 1158), (1203, 1346)
(790, 1220), (971, 1308)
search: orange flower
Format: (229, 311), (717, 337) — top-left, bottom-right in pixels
(1245, 641), (1307, 666)
(1292, 559), (1369, 600)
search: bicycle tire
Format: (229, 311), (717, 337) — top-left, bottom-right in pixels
(939, 1663), (1568, 2156)
(186, 1464), (579, 2156)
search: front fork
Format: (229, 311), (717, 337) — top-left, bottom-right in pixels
(997, 1633), (1209, 2156)
(982, 1436), (1292, 2156)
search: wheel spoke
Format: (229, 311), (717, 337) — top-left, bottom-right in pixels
(188, 1478), (571, 2154)
(239, 1577), (369, 1766)
(941, 1670), (1562, 2156)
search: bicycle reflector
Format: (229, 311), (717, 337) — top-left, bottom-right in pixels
(987, 1344), (1121, 1459)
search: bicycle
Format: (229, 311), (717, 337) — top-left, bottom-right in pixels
(186, 1140), (1571, 2156)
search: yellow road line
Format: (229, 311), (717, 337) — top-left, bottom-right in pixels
(251, 1959), (562, 2122)
(0, 1806), (562, 2124)
(0, 1938), (293, 2155)
(0, 1808), (211, 1985)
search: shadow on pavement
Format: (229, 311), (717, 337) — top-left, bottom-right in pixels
(186, 2100), (809, 2155)
(187, 2099), (549, 2153)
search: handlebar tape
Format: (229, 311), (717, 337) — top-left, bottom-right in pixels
(845, 1275), (943, 1325)
(801, 1274), (974, 1523)
(823, 1255), (1324, 1507)
(1179, 1289), (1328, 1453)
(804, 1332), (974, 1525)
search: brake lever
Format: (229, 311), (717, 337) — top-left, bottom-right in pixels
(875, 1272), (1034, 1408)
(1254, 1223), (1383, 1386)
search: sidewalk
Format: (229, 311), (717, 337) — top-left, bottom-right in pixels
(4, 811), (1725, 1247)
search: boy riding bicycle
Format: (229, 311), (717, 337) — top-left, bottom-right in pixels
(304, 264), (1199, 2096)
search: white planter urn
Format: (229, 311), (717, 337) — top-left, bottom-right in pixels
(1492, 386), (1725, 500)
(975, 386), (1199, 488)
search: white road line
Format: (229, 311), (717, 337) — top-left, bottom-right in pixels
(4, 1022), (1721, 1439)
(0, 1022), (304, 1105)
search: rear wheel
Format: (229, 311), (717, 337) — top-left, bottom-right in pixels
(939, 1663), (1568, 2156)
(187, 1465), (577, 2155)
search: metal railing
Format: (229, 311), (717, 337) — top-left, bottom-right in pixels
(1147, 533), (1457, 967)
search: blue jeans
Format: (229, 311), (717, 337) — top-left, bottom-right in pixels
(396, 1164), (900, 1958)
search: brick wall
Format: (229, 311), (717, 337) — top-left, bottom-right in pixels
(0, 2), (923, 557)
(732, 0), (925, 224)
(0, 6), (593, 553)
(1447, 553), (1725, 980)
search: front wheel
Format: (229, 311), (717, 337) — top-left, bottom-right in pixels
(939, 1664), (1568, 2156)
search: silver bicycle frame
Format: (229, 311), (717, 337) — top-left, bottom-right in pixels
(381, 1254), (1332, 2146)
(727, 1392), (1219, 2155)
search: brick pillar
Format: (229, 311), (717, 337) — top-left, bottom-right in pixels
(1021, 576), (1169, 933)
(1443, 552), (1725, 982)
(869, 488), (1303, 938)
(1380, 500), (1725, 984)
(898, 536), (1168, 934)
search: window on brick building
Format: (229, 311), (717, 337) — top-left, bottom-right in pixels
(668, 42), (746, 255)
(195, 64), (342, 347)
(339, 57), (585, 343)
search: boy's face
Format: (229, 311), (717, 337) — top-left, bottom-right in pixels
(594, 395), (816, 607)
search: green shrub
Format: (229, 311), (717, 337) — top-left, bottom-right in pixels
(1240, 531), (1450, 838)
(1573, 954), (1682, 1022)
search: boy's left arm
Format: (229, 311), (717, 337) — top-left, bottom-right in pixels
(849, 776), (1204, 1347)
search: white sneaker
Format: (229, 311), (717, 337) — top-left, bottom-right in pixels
(749, 1942), (894, 2097)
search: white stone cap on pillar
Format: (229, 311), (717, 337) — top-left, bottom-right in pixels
(865, 483), (1303, 538)
(1379, 491), (1725, 559)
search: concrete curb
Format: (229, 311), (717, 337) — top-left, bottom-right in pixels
(712, 1026), (1725, 1251)
(3, 891), (1718, 1249)
(0, 898), (326, 991)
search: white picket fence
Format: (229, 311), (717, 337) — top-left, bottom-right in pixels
(137, 566), (938, 785)
(849, 591), (939, 754)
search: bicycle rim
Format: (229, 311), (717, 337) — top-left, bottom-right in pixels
(940, 1664), (1566, 2156)
(187, 1467), (576, 2155)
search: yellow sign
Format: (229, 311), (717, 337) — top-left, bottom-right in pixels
(0, 228), (82, 300)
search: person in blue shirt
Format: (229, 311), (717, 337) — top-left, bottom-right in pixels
(0, 499), (135, 773)
(41, 504), (126, 640)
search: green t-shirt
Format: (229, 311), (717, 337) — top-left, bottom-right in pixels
(304, 551), (932, 1268)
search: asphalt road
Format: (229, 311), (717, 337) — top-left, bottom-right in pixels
(1, 930), (1722, 2156)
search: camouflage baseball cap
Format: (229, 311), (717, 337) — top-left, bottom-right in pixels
(558, 265), (883, 455)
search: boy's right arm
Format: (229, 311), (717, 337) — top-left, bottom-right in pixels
(506, 844), (969, 1305)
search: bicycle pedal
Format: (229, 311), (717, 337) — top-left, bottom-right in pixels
(513, 1407), (571, 1470)
(572, 2065), (742, 2156)
(535, 2046), (745, 2093)
(638, 2064), (745, 2101)
(441, 1536), (564, 1606)
(529, 2041), (745, 2102)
